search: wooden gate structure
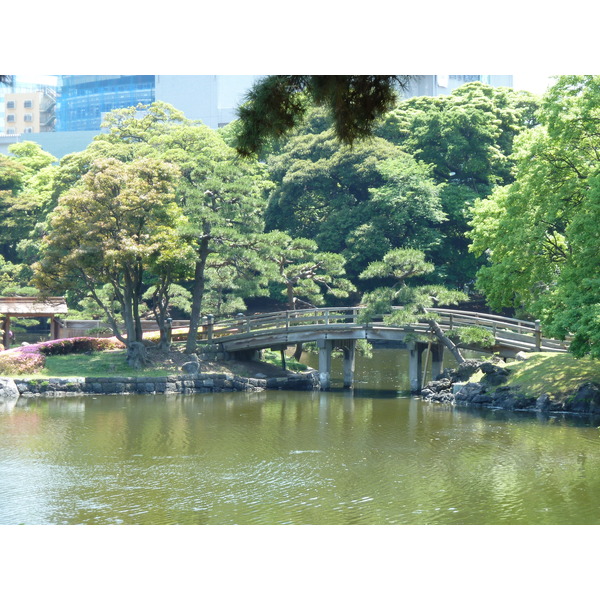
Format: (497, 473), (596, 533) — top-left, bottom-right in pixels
(0, 297), (68, 349)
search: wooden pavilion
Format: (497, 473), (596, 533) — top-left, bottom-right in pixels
(0, 297), (68, 349)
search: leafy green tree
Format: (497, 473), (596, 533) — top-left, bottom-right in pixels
(259, 231), (356, 310)
(264, 124), (446, 279)
(0, 143), (58, 263)
(468, 76), (600, 358)
(359, 248), (468, 363)
(378, 82), (539, 189)
(376, 83), (541, 286)
(72, 103), (273, 353)
(32, 157), (194, 365)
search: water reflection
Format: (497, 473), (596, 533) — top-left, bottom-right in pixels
(1, 350), (600, 525)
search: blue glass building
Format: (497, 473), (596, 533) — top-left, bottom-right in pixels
(56, 75), (155, 131)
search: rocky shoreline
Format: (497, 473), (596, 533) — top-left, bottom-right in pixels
(0, 369), (320, 403)
(421, 359), (600, 416)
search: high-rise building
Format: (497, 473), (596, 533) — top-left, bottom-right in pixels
(55, 75), (259, 131)
(56, 75), (156, 131)
(2, 75), (260, 156)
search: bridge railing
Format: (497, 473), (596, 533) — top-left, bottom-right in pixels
(197, 306), (570, 352)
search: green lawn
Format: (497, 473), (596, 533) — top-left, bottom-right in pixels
(495, 352), (600, 400)
(11, 346), (305, 380)
(29, 350), (179, 379)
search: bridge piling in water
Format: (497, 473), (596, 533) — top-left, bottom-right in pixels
(409, 341), (445, 393)
(317, 339), (333, 390)
(203, 306), (569, 392)
(317, 339), (356, 390)
(408, 342), (423, 392)
(342, 341), (356, 389)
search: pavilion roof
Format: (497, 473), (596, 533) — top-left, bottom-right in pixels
(0, 296), (68, 316)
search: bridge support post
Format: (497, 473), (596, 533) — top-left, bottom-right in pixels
(317, 339), (334, 390)
(408, 342), (423, 393)
(342, 340), (356, 389)
(430, 343), (444, 380)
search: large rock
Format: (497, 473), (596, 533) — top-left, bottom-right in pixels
(571, 382), (600, 404)
(480, 362), (510, 386)
(0, 378), (19, 402)
(454, 381), (489, 404)
(446, 359), (483, 383)
(181, 360), (200, 374)
(424, 378), (453, 394)
(491, 388), (536, 410)
(536, 393), (563, 413)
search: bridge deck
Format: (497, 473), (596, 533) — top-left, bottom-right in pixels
(198, 307), (570, 357)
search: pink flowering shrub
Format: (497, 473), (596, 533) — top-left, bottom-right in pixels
(0, 336), (125, 375)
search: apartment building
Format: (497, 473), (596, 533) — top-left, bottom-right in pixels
(4, 88), (56, 134)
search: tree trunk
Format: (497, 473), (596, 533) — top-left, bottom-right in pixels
(186, 237), (211, 354)
(293, 343), (303, 361)
(156, 302), (171, 351)
(126, 341), (149, 369)
(426, 318), (465, 364)
(286, 289), (304, 361)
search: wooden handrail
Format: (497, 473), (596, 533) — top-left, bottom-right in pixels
(196, 306), (570, 353)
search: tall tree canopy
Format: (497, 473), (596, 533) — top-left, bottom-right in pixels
(376, 82), (541, 286)
(263, 110), (446, 281)
(468, 75), (600, 358)
(234, 75), (413, 156)
(52, 102), (272, 352)
(32, 157), (193, 364)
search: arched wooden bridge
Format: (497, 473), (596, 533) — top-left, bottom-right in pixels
(198, 307), (570, 391)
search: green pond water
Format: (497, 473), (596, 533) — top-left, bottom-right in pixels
(1, 349), (600, 525)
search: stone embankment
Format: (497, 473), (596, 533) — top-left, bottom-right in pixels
(422, 359), (600, 416)
(0, 370), (319, 401)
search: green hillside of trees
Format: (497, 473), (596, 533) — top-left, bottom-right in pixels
(3, 76), (600, 360)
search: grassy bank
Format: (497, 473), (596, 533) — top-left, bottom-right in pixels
(1, 343), (308, 380)
(34, 350), (178, 379)
(479, 352), (600, 401)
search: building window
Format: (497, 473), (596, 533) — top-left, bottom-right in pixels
(23, 127), (33, 133)
(6, 128), (15, 134)
(24, 114), (33, 122)
(6, 114), (15, 122)
(6, 100), (15, 109)
(24, 100), (33, 108)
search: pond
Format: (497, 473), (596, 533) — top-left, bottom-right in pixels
(1, 349), (600, 525)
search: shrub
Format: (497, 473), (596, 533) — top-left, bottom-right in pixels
(0, 350), (45, 375)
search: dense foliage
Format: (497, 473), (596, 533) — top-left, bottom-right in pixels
(10, 78), (600, 365)
(234, 75), (414, 156)
(468, 76), (600, 358)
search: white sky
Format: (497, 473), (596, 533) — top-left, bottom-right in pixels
(512, 74), (557, 95)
